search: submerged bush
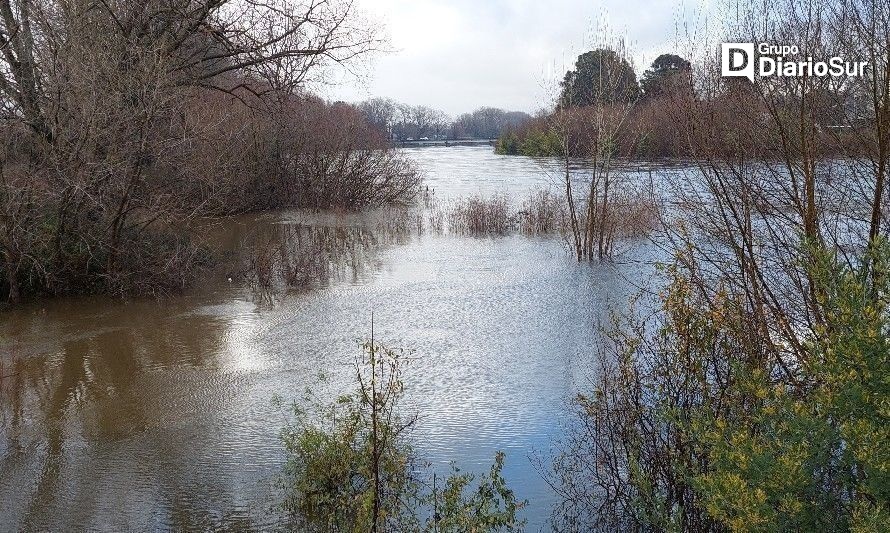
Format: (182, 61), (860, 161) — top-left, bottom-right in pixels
(494, 130), (522, 155)
(281, 337), (526, 532)
(606, 190), (660, 239)
(447, 195), (510, 235)
(518, 189), (566, 235)
(436, 188), (655, 242)
(0, 2), (417, 304)
(550, 241), (890, 531)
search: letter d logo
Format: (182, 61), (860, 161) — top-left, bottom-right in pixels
(721, 43), (755, 82)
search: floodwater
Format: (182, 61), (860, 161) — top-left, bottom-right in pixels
(0, 146), (664, 531)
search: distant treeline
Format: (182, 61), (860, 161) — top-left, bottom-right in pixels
(496, 50), (871, 158)
(356, 98), (532, 141)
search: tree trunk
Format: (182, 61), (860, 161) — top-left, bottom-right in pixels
(5, 256), (20, 304)
(565, 153), (582, 261)
(597, 173), (611, 259)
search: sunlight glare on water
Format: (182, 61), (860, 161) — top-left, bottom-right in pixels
(0, 146), (665, 531)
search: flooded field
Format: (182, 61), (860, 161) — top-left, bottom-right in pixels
(0, 147), (665, 530)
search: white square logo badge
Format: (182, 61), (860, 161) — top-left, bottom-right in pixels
(721, 43), (755, 82)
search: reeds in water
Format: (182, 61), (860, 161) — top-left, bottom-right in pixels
(447, 195), (510, 235)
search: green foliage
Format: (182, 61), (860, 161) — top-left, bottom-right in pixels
(691, 242), (890, 532)
(281, 390), (416, 531)
(495, 126), (562, 157)
(559, 49), (640, 108)
(640, 54), (692, 98)
(281, 340), (418, 531)
(433, 452), (526, 532)
(519, 128), (562, 157)
(555, 240), (890, 531)
(281, 339), (525, 532)
(494, 130), (521, 155)
(548, 260), (727, 530)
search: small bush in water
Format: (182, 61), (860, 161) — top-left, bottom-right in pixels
(281, 338), (526, 532)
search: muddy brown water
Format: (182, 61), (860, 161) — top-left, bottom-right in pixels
(0, 147), (665, 530)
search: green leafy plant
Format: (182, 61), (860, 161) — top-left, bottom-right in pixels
(692, 242), (890, 531)
(281, 334), (526, 532)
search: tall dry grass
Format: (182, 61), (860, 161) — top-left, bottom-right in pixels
(446, 195), (510, 235)
(441, 188), (657, 240)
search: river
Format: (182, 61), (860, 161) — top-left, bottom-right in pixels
(0, 146), (666, 531)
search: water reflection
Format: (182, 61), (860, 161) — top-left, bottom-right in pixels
(238, 211), (416, 305)
(0, 291), (275, 529)
(1, 147), (666, 530)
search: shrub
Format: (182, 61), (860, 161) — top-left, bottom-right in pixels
(281, 337), (526, 532)
(517, 189), (566, 235)
(549, 241), (890, 531)
(446, 196), (510, 235)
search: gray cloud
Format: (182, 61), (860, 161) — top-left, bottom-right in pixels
(325, 0), (715, 115)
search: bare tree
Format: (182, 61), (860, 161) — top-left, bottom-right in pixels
(0, 0), (389, 301)
(552, 38), (646, 261)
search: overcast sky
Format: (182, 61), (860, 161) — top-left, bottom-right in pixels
(324, 0), (717, 116)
